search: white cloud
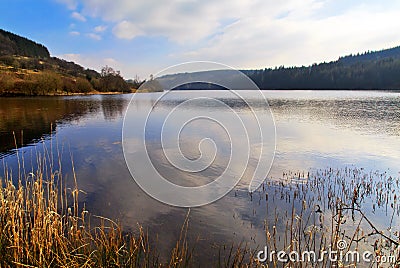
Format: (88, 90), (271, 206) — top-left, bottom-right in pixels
(69, 31), (80, 36)
(86, 33), (101, 40)
(57, 0), (400, 74)
(112, 20), (142, 39)
(71, 11), (86, 22)
(203, 6), (400, 69)
(77, 0), (325, 43)
(94, 25), (107, 32)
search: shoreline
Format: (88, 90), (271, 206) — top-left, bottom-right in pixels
(1, 88), (399, 97)
(0, 90), (137, 97)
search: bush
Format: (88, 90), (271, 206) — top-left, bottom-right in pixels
(0, 73), (15, 94)
(35, 72), (63, 94)
(14, 80), (39, 95)
(0, 55), (19, 68)
(96, 74), (130, 92)
(76, 77), (93, 93)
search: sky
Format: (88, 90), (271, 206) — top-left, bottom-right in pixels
(1, 0), (400, 79)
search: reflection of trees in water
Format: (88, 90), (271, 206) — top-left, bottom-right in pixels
(0, 95), (130, 155)
(101, 95), (129, 121)
(155, 96), (400, 136)
(269, 98), (400, 136)
(2, 93), (398, 156)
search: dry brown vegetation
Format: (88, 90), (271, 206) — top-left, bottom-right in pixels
(1, 139), (400, 267)
(0, 69), (93, 96)
(0, 145), (193, 267)
(0, 56), (137, 96)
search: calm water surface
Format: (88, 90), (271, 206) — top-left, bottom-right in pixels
(1, 90), (400, 265)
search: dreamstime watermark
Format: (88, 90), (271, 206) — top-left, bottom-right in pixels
(256, 240), (396, 265)
(122, 61), (276, 207)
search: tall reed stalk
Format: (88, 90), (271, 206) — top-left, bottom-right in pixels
(0, 141), (191, 267)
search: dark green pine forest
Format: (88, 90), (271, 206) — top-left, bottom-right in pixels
(245, 46), (400, 90)
(0, 29), (50, 58)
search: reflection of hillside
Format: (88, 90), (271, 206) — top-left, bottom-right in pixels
(269, 98), (400, 136)
(0, 95), (130, 155)
(151, 93), (400, 137)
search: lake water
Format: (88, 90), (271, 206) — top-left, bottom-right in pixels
(1, 90), (400, 266)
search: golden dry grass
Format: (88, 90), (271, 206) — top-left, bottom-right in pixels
(0, 152), (194, 267)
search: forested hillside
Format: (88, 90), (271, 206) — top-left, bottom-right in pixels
(157, 46), (400, 91)
(246, 46), (400, 90)
(338, 46), (400, 65)
(0, 29), (137, 95)
(0, 29), (50, 58)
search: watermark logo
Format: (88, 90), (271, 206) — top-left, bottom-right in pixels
(256, 240), (396, 265)
(122, 62), (276, 207)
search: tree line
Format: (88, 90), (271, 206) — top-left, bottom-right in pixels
(245, 47), (400, 90)
(0, 29), (50, 58)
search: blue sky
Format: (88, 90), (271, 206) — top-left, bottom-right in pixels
(1, 0), (400, 79)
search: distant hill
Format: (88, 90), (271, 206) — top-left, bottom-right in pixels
(0, 29), (50, 58)
(0, 29), (136, 96)
(159, 46), (400, 90)
(246, 47), (400, 90)
(156, 70), (243, 90)
(338, 46), (400, 65)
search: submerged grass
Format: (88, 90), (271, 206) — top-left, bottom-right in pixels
(252, 168), (400, 267)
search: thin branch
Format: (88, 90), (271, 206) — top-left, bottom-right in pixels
(339, 206), (399, 247)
